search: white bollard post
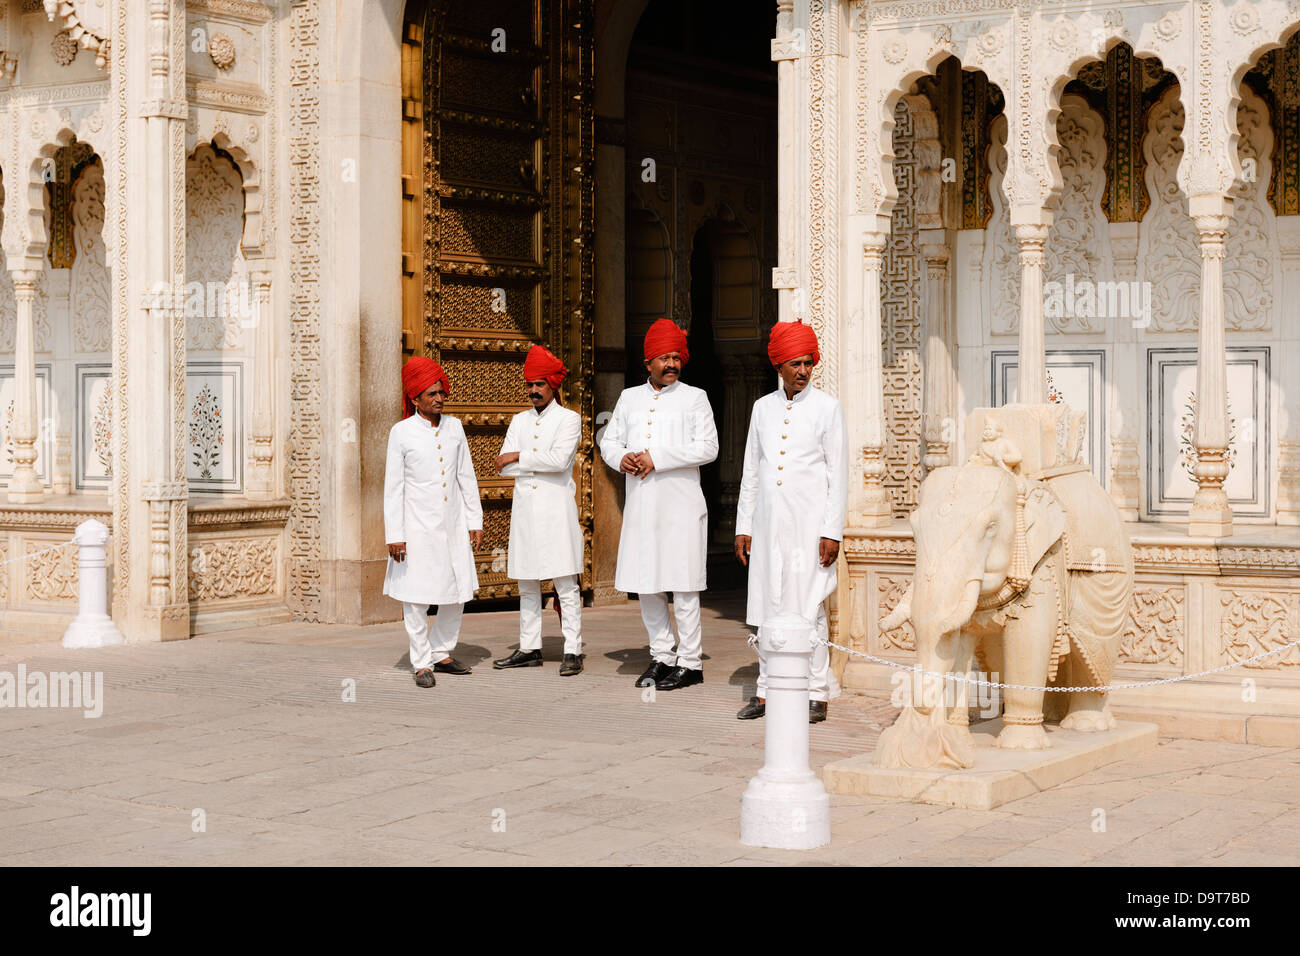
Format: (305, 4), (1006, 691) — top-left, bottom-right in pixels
(61, 519), (125, 649)
(740, 615), (830, 849)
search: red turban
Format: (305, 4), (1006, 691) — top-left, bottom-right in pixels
(643, 318), (689, 366)
(401, 356), (450, 418)
(767, 319), (820, 367)
(523, 344), (568, 390)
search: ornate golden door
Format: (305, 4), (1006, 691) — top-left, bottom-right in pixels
(402, 0), (595, 599)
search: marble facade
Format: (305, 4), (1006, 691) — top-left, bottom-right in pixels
(0, 0), (1296, 739)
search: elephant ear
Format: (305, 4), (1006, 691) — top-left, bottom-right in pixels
(1022, 484), (1065, 570)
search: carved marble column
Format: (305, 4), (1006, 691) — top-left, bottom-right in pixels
(246, 269), (276, 500)
(919, 231), (953, 471)
(7, 268), (43, 503)
(1013, 223), (1049, 405)
(1188, 207), (1233, 536)
(125, 0), (190, 639)
(852, 232), (891, 527)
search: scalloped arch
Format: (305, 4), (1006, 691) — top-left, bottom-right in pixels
(192, 135), (264, 259)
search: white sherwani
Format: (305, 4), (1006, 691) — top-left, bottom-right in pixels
(383, 412), (482, 605)
(735, 385), (847, 627)
(599, 379), (719, 594)
(499, 401), (583, 580)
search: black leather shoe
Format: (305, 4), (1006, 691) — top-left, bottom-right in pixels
(413, 668), (435, 688)
(737, 696), (765, 719)
(559, 653), (583, 677)
(809, 700), (828, 723)
(656, 666), (703, 691)
(635, 661), (674, 688)
(493, 649), (542, 670)
(434, 657), (472, 675)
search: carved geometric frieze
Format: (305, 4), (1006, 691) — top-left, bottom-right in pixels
(1218, 587), (1300, 669)
(882, 97), (921, 518)
(1119, 583), (1185, 667)
(188, 534), (280, 603)
(286, 0), (323, 621)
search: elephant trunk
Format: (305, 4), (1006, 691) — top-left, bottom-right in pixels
(910, 576), (981, 715)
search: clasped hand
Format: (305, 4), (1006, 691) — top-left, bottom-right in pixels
(619, 451), (656, 479)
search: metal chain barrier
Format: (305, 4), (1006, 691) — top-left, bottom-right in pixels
(0, 540), (76, 568)
(810, 634), (1300, 694)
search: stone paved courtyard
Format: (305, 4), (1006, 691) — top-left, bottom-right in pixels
(1, 593), (1298, 866)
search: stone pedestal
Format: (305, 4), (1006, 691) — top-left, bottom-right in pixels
(61, 519), (125, 649)
(823, 718), (1157, 810)
(740, 617), (830, 850)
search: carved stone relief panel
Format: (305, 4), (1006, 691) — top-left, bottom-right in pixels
(873, 571), (915, 653)
(985, 96), (1114, 335)
(1137, 86), (1200, 333)
(23, 537), (77, 604)
(1138, 83), (1280, 332)
(185, 144), (248, 352)
(188, 533), (280, 604)
(1223, 86), (1278, 333)
(984, 113), (1018, 335)
(1119, 583), (1186, 667)
(70, 160), (109, 354)
(882, 98), (922, 518)
(1218, 586), (1300, 669)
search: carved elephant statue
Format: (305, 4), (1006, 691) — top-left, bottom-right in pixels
(874, 405), (1134, 769)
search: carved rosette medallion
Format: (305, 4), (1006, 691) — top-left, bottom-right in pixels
(51, 30), (78, 67)
(209, 33), (236, 72)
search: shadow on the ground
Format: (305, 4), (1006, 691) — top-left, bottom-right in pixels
(393, 642), (493, 670)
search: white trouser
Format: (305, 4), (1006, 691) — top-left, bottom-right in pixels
(639, 591), (703, 671)
(518, 575), (582, 656)
(756, 605), (830, 702)
(405, 602), (463, 671)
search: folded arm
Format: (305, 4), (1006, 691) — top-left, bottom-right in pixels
(520, 412), (580, 474)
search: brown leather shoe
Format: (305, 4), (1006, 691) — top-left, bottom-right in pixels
(414, 668), (435, 688)
(809, 700), (828, 723)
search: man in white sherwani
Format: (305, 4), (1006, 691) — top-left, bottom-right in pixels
(734, 320), (847, 723)
(600, 318), (719, 691)
(492, 344), (586, 677)
(384, 357), (483, 688)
